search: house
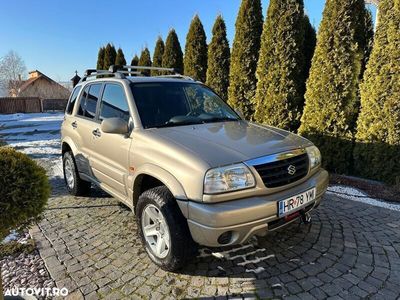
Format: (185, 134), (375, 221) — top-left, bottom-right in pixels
(11, 70), (70, 99)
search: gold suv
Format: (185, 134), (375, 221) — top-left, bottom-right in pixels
(61, 65), (328, 271)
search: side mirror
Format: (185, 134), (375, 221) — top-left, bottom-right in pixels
(101, 118), (129, 134)
(235, 109), (245, 120)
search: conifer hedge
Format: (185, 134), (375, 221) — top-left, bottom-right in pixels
(228, 0), (263, 119)
(152, 37), (165, 76)
(206, 15), (230, 102)
(184, 15), (208, 82)
(130, 55), (139, 66)
(354, 0), (400, 185)
(103, 43), (117, 70)
(254, 0), (310, 132)
(115, 48), (126, 66)
(298, 0), (371, 174)
(139, 48), (152, 76)
(96, 47), (105, 70)
(162, 29), (184, 74)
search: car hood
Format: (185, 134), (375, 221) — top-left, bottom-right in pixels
(150, 121), (312, 167)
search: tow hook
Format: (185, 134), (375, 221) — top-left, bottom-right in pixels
(301, 212), (312, 224)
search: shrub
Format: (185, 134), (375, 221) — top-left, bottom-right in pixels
(354, 0), (400, 185)
(0, 147), (50, 240)
(228, 0), (263, 119)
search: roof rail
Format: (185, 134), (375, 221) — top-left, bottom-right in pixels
(156, 74), (196, 81)
(109, 65), (179, 75)
(80, 69), (125, 82)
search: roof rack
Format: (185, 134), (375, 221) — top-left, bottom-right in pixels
(80, 65), (195, 82)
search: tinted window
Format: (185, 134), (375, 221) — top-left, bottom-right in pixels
(85, 84), (102, 119)
(77, 86), (89, 116)
(99, 84), (130, 122)
(66, 86), (81, 115)
(77, 84), (102, 120)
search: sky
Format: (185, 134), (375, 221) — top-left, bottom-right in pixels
(0, 0), (376, 83)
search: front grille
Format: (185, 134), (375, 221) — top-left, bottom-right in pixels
(253, 153), (309, 188)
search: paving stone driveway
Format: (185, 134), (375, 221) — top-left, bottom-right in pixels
(30, 178), (400, 300)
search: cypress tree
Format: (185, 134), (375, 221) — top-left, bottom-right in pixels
(254, 0), (307, 132)
(184, 15), (208, 82)
(103, 43), (117, 70)
(152, 37), (165, 76)
(115, 48), (126, 66)
(96, 47), (105, 70)
(130, 55), (139, 66)
(303, 15), (317, 82)
(139, 47), (152, 76)
(228, 0), (263, 119)
(361, 9), (374, 76)
(206, 15), (230, 101)
(298, 0), (371, 173)
(354, 0), (400, 185)
(162, 29), (184, 73)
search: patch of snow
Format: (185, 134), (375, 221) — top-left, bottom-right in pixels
(327, 185), (400, 213)
(2, 231), (18, 244)
(246, 267), (265, 274)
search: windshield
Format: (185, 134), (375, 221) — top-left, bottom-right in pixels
(130, 82), (240, 128)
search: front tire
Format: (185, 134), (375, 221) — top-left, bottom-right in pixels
(136, 186), (197, 271)
(63, 151), (91, 196)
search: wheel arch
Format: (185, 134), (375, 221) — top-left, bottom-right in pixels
(132, 165), (188, 215)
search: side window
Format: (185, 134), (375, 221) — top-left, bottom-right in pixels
(84, 84), (102, 119)
(77, 86), (89, 116)
(66, 86), (81, 115)
(77, 84), (102, 120)
(99, 84), (130, 122)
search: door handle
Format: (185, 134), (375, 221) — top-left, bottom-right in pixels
(92, 128), (101, 137)
(71, 121), (77, 129)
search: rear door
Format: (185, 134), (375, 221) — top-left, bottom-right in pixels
(73, 83), (103, 177)
(88, 83), (132, 199)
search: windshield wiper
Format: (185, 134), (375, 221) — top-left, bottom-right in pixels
(202, 117), (239, 123)
(154, 120), (202, 128)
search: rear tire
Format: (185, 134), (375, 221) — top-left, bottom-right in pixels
(63, 151), (91, 196)
(136, 186), (197, 271)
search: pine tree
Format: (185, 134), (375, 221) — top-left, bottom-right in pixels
(162, 29), (184, 73)
(184, 15), (208, 82)
(115, 48), (126, 66)
(298, 0), (371, 173)
(96, 47), (105, 70)
(228, 0), (263, 119)
(103, 43), (117, 70)
(139, 47), (152, 76)
(354, 0), (400, 185)
(254, 0), (308, 132)
(130, 55), (139, 66)
(152, 37), (165, 76)
(206, 15), (230, 101)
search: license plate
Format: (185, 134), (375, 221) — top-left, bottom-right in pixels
(278, 188), (316, 217)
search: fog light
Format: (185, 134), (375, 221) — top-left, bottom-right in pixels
(217, 231), (232, 245)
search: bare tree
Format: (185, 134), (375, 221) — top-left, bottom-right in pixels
(0, 50), (27, 96)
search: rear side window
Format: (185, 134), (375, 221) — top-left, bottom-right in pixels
(77, 84), (102, 120)
(99, 84), (130, 122)
(66, 86), (81, 115)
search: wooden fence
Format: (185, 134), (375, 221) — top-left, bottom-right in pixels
(0, 97), (68, 114)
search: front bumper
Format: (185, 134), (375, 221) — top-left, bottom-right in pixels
(184, 169), (329, 247)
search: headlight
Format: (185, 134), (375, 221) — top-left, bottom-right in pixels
(306, 145), (321, 169)
(204, 163), (256, 194)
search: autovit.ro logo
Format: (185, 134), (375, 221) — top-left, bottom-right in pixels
(4, 287), (69, 297)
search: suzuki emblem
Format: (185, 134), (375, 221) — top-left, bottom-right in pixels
(287, 165), (296, 175)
